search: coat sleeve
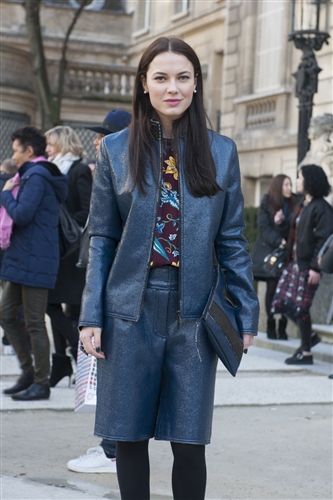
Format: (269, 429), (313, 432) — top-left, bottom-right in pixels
(257, 204), (282, 249)
(72, 165), (92, 227)
(310, 204), (333, 271)
(214, 141), (259, 335)
(79, 140), (122, 329)
(0, 175), (45, 226)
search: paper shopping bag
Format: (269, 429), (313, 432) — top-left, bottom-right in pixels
(74, 344), (97, 413)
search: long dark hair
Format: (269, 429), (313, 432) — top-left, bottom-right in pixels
(129, 36), (221, 197)
(267, 174), (298, 214)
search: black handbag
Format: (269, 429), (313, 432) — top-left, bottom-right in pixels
(76, 217), (89, 268)
(262, 245), (286, 278)
(58, 203), (82, 260)
(202, 266), (243, 377)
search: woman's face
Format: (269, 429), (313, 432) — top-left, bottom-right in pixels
(141, 51), (197, 135)
(46, 137), (59, 160)
(296, 170), (305, 194)
(282, 177), (292, 198)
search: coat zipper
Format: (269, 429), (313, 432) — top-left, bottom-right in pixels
(137, 119), (163, 318)
(177, 139), (183, 329)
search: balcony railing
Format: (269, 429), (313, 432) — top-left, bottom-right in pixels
(246, 97), (277, 129)
(63, 62), (136, 99)
(1, 42), (137, 102)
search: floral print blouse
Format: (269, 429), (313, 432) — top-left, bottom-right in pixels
(151, 139), (179, 267)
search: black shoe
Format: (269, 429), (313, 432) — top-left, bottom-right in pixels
(285, 353), (313, 365)
(11, 383), (50, 401)
(267, 318), (277, 339)
(328, 374), (333, 379)
(50, 353), (73, 387)
(293, 333), (322, 356)
(3, 374), (34, 395)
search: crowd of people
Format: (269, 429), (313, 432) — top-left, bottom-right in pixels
(0, 34), (332, 499)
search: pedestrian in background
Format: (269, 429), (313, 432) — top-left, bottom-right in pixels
(0, 126), (68, 400)
(79, 36), (259, 500)
(67, 109), (131, 475)
(44, 126), (92, 386)
(0, 157), (19, 353)
(271, 165), (333, 364)
(252, 174), (298, 339)
(0, 158), (18, 187)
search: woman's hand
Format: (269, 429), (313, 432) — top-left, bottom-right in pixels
(79, 326), (105, 359)
(243, 333), (255, 351)
(3, 178), (20, 191)
(274, 209), (285, 225)
(307, 269), (321, 286)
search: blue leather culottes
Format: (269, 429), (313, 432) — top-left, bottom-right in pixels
(95, 266), (218, 445)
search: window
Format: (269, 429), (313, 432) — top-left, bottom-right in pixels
(0, 111), (31, 160)
(174, 0), (188, 15)
(135, 0), (150, 33)
(44, 0), (124, 11)
(254, 0), (285, 93)
(69, 0), (106, 9)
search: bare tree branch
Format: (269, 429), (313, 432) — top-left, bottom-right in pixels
(57, 0), (90, 106)
(24, 0), (59, 130)
(23, 0), (89, 130)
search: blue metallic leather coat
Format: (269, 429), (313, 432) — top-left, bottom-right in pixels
(79, 123), (259, 334)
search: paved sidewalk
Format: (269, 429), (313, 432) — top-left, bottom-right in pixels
(1, 335), (332, 500)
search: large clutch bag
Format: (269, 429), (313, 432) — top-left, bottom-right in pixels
(203, 266), (243, 377)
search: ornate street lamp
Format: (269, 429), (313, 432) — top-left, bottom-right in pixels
(288, 0), (330, 166)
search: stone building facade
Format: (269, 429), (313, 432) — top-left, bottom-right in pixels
(1, 0), (332, 203)
(220, 0), (333, 205)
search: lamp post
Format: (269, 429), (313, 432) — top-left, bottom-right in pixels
(288, 0), (330, 166)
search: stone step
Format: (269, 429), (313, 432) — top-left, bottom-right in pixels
(254, 331), (333, 364)
(312, 323), (333, 344)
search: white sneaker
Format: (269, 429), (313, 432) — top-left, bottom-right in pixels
(67, 445), (117, 473)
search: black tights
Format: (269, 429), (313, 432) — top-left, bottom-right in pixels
(116, 440), (206, 500)
(286, 311), (312, 352)
(265, 278), (279, 319)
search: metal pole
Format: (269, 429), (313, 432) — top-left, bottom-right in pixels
(292, 42), (322, 166)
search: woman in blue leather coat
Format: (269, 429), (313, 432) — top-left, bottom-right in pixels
(79, 37), (259, 500)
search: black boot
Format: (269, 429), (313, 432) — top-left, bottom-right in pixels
(3, 373), (34, 395)
(278, 316), (288, 340)
(12, 383), (50, 401)
(267, 318), (277, 339)
(49, 353), (73, 387)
